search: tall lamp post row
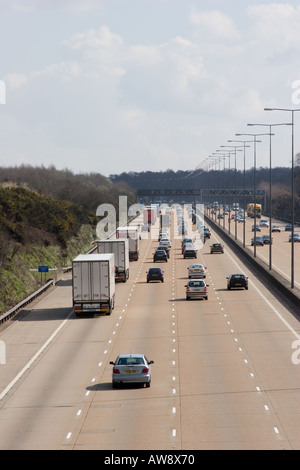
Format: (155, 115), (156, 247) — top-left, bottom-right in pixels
(264, 108), (300, 289)
(247, 122), (292, 271)
(206, 107), (299, 289)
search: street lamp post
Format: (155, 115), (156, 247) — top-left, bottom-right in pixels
(228, 140), (252, 248)
(264, 107), (300, 289)
(220, 147), (235, 235)
(214, 151), (227, 229)
(217, 149), (233, 233)
(247, 122), (291, 271)
(208, 155), (219, 222)
(222, 145), (243, 240)
(236, 133), (268, 257)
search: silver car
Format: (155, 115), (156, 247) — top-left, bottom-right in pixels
(185, 279), (209, 300)
(110, 354), (154, 388)
(187, 263), (207, 278)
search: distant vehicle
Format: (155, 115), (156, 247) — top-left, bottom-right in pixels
(159, 231), (169, 241)
(153, 248), (168, 262)
(218, 213), (224, 219)
(210, 243), (224, 254)
(188, 264), (207, 279)
(272, 225), (281, 233)
(185, 279), (209, 300)
(247, 203), (262, 218)
(262, 235), (272, 244)
(110, 354), (154, 388)
(143, 206), (157, 225)
(260, 219), (269, 227)
(251, 236), (264, 246)
(117, 226), (139, 261)
(147, 267), (164, 282)
(285, 224), (293, 231)
(289, 233), (300, 242)
(72, 254), (115, 316)
(226, 274), (248, 290)
(158, 245), (170, 258)
(96, 239), (129, 283)
(183, 244), (197, 259)
(252, 224), (261, 232)
(203, 227), (211, 239)
(181, 237), (193, 253)
(160, 237), (171, 248)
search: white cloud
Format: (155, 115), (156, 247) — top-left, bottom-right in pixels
(1, 2), (300, 175)
(4, 72), (28, 89)
(190, 7), (239, 40)
(64, 26), (124, 54)
(0, 0), (101, 12)
(247, 3), (300, 51)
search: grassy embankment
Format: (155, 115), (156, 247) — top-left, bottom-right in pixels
(0, 185), (97, 312)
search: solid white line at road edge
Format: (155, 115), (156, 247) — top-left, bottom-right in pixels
(0, 311), (73, 402)
(225, 249), (300, 341)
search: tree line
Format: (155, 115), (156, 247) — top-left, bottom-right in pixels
(110, 157), (300, 222)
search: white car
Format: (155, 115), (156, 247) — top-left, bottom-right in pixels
(272, 225), (281, 232)
(188, 264), (207, 278)
(159, 231), (169, 240)
(260, 219), (269, 227)
(160, 238), (171, 248)
(185, 279), (209, 300)
(110, 354), (154, 388)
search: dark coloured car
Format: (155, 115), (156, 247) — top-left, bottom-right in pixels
(227, 273), (248, 290)
(289, 233), (300, 242)
(147, 267), (164, 283)
(251, 236), (264, 246)
(153, 248), (168, 262)
(158, 245), (170, 258)
(181, 237), (193, 253)
(262, 235), (272, 244)
(210, 243), (224, 254)
(183, 243), (197, 259)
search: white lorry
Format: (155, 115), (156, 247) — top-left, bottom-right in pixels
(96, 239), (129, 282)
(72, 253), (115, 316)
(116, 226), (139, 261)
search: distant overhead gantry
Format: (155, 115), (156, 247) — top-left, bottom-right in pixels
(137, 188), (266, 203)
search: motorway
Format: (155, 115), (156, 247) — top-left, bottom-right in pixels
(209, 211), (300, 290)
(0, 209), (300, 450)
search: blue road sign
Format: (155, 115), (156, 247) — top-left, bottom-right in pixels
(38, 266), (49, 273)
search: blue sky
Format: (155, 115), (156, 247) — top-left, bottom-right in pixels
(1, 0), (300, 176)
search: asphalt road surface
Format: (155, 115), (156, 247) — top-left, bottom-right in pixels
(0, 212), (299, 450)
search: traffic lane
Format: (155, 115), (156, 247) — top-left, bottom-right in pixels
(0, 277), (74, 406)
(217, 215), (300, 288)
(0, 237), (152, 449)
(173, 252), (284, 448)
(0, 280), (144, 450)
(69, 244), (181, 450)
(193, 237), (300, 448)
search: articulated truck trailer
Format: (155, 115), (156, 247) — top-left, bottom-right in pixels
(116, 226), (140, 261)
(96, 239), (129, 282)
(72, 254), (115, 316)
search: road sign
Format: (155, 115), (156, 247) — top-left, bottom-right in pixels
(38, 266), (49, 273)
